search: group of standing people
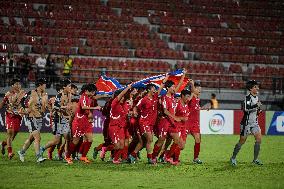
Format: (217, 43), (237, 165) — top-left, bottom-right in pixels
(2, 53), (31, 87)
(0, 71), (263, 166)
(1, 53), (73, 88)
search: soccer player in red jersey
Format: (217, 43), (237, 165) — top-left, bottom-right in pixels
(120, 87), (138, 162)
(164, 89), (191, 165)
(127, 88), (147, 160)
(65, 84), (101, 164)
(151, 71), (187, 164)
(128, 82), (165, 163)
(108, 84), (132, 164)
(187, 80), (203, 164)
(93, 95), (115, 161)
(0, 78), (25, 159)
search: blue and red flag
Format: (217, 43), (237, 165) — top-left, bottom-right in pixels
(95, 69), (189, 96)
(132, 69), (189, 95)
(95, 75), (122, 95)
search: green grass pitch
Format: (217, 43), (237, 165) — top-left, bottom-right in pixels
(0, 133), (283, 189)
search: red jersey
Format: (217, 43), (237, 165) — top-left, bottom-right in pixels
(175, 99), (190, 127)
(176, 100), (190, 118)
(188, 96), (200, 121)
(109, 97), (129, 127)
(161, 94), (176, 116)
(136, 93), (158, 120)
(75, 92), (92, 118)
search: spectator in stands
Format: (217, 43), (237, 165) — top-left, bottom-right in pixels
(46, 54), (57, 88)
(18, 53), (31, 88)
(5, 53), (17, 85)
(210, 93), (219, 109)
(0, 56), (4, 87)
(63, 55), (73, 79)
(55, 56), (63, 78)
(35, 53), (47, 79)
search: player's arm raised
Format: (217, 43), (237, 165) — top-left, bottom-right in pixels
(174, 69), (187, 93)
(157, 74), (169, 95)
(116, 83), (132, 102)
(188, 79), (195, 102)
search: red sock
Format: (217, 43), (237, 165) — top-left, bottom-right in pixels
(58, 145), (65, 157)
(173, 146), (181, 162)
(66, 142), (76, 158)
(48, 145), (56, 154)
(152, 144), (161, 159)
(166, 143), (178, 159)
(7, 147), (12, 154)
(106, 144), (114, 151)
(2, 141), (7, 147)
(121, 146), (128, 160)
(147, 153), (152, 159)
(194, 143), (200, 159)
(79, 142), (86, 154)
(96, 143), (104, 151)
(113, 149), (121, 161)
(131, 151), (137, 158)
(82, 142), (92, 157)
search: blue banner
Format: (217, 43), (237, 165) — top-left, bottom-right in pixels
(266, 111), (284, 135)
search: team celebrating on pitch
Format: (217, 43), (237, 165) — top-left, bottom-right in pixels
(0, 71), (263, 166)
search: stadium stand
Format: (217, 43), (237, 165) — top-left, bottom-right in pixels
(0, 0), (283, 91)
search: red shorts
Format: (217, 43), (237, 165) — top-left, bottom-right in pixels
(5, 112), (21, 132)
(156, 117), (173, 138)
(72, 116), (93, 138)
(108, 125), (125, 144)
(139, 118), (155, 135)
(187, 120), (200, 134)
